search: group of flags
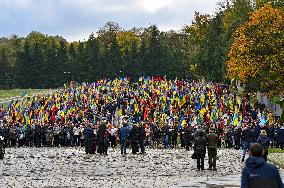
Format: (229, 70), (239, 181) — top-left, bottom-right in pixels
(1, 77), (272, 128)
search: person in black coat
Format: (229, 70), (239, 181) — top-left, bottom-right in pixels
(129, 124), (139, 154)
(97, 119), (108, 155)
(194, 131), (207, 170)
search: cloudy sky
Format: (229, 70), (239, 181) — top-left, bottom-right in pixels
(0, 0), (220, 41)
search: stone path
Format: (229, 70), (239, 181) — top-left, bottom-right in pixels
(0, 147), (247, 188)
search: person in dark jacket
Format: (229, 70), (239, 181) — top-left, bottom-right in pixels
(138, 124), (146, 154)
(207, 129), (218, 171)
(234, 125), (242, 150)
(162, 124), (170, 148)
(83, 124), (95, 154)
(242, 126), (254, 162)
(194, 131), (207, 170)
(120, 121), (129, 155)
(97, 118), (108, 155)
(129, 123), (139, 154)
(277, 126), (284, 149)
(257, 130), (270, 162)
(171, 126), (178, 148)
(184, 126), (191, 151)
(241, 143), (283, 188)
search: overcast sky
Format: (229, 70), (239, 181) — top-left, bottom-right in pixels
(0, 0), (221, 41)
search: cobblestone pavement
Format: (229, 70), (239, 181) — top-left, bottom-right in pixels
(0, 147), (280, 188)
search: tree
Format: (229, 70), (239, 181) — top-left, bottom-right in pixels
(85, 33), (100, 81)
(57, 40), (69, 85)
(227, 4), (284, 96)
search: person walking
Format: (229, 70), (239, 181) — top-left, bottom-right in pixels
(257, 130), (270, 162)
(194, 131), (207, 171)
(241, 143), (284, 188)
(206, 128), (218, 171)
(241, 125), (254, 162)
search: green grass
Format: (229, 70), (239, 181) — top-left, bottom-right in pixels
(268, 148), (284, 153)
(0, 89), (51, 100)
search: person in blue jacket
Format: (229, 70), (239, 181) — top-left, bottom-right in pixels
(241, 143), (284, 188)
(84, 124), (95, 154)
(120, 121), (129, 155)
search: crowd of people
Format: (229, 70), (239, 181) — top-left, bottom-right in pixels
(0, 77), (283, 163)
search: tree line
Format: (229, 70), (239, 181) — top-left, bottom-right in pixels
(0, 0), (283, 96)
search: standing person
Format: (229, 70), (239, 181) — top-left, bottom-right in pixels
(206, 128), (218, 171)
(162, 124), (170, 148)
(24, 124), (31, 147)
(184, 125), (191, 151)
(79, 124), (85, 147)
(241, 143), (284, 188)
(73, 125), (80, 147)
(152, 124), (159, 148)
(17, 124), (25, 147)
(138, 123), (146, 154)
(9, 125), (17, 147)
(110, 125), (118, 148)
(83, 124), (95, 154)
(46, 125), (53, 147)
(145, 124), (151, 146)
(257, 130), (270, 162)
(97, 118), (107, 155)
(234, 125), (242, 150)
(3, 124), (10, 148)
(120, 121), (129, 155)
(194, 131), (207, 171)
(40, 124), (47, 147)
(171, 126), (178, 148)
(277, 125), (284, 149)
(53, 123), (60, 147)
(65, 125), (72, 147)
(241, 125), (254, 162)
(129, 123), (139, 154)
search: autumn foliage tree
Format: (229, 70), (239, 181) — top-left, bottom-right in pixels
(227, 4), (284, 96)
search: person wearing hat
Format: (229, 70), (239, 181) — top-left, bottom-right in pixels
(257, 129), (270, 162)
(206, 128), (218, 171)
